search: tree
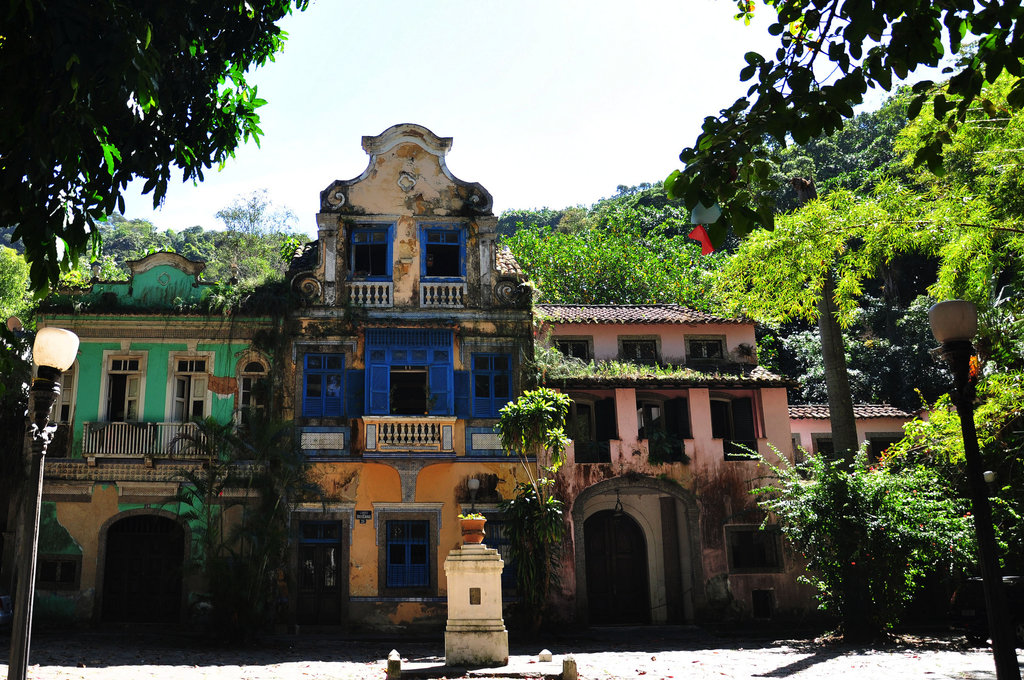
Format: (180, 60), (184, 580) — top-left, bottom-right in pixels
(665, 0), (1024, 249)
(756, 450), (975, 638)
(505, 220), (724, 309)
(496, 388), (571, 631)
(0, 248), (32, 323)
(173, 415), (319, 640)
(0, 0), (309, 291)
(212, 189), (297, 286)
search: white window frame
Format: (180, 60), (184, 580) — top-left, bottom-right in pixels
(99, 350), (147, 422)
(237, 354), (269, 417)
(166, 352), (214, 423)
(57, 360), (78, 424)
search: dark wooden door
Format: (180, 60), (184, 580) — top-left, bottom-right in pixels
(585, 509), (650, 624)
(102, 515), (184, 622)
(296, 521), (343, 625)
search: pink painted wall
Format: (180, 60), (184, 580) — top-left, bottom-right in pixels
(544, 322), (757, 364)
(789, 416), (912, 457)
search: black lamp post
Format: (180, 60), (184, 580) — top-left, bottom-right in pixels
(8, 327), (79, 680)
(929, 300), (1020, 680)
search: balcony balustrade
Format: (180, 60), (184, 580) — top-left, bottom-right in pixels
(349, 281), (393, 307)
(420, 281), (466, 308)
(362, 416), (456, 453)
(82, 421), (204, 460)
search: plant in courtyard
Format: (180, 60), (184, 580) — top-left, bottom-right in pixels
(755, 449), (975, 637)
(496, 388), (572, 630)
(173, 415), (319, 641)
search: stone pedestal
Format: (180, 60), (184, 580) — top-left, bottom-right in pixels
(444, 543), (508, 667)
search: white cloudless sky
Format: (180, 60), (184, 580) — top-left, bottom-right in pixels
(122, 0), (788, 239)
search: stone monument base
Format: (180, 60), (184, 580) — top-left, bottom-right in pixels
(444, 624), (509, 667)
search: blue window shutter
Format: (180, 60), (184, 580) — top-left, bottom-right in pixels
(428, 363), (452, 415)
(454, 371), (471, 418)
(458, 229), (466, 276)
(346, 369), (364, 417)
(368, 364), (390, 415)
(302, 372), (322, 418)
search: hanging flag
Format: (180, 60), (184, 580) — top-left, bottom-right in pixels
(689, 225), (714, 255)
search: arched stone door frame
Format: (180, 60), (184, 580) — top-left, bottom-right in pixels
(95, 508), (191, 623)
(572, 476), (704, 625)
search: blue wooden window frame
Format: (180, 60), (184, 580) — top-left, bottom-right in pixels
(472, 353), (511, 418)
(365, 329), (454, 416)
(303, 354), (344, 418)
(385, 520), (429, 588)
(350, 225), (393, 280)
(420, 224), (465, 280)
(484, 519), (517, 591)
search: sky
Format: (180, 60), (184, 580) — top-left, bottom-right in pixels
(121, 1), (788, 239)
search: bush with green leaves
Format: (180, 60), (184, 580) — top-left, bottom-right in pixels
(173, 415), (319, 641)
(496, 388), (571, 630)
(756, 450), (975, 638)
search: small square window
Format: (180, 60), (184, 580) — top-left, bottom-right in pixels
(687, 338), (724, 361)
(422, 226), (464, 278)
(726, 527), (783, 572)
(37, 556), (81, 590)
(472, 354), (512, 417)
(554, 339), (591, 362)
(620, 339), (658, 364)
(303, 353), (345, 418)
(351, 227), (391, 279)
(385, 520), (430, 588)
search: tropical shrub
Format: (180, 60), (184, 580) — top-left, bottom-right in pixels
(756, 450), (975, 638)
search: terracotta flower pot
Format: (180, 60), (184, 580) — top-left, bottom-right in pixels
(460, 517), (486, 544)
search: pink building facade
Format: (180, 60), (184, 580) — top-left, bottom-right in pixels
(535, 304), (817, 624)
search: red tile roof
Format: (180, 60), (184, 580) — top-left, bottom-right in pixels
(495, 246), (524, 277)
(535, 304), (745, 325)
(788, 404), (915, 420)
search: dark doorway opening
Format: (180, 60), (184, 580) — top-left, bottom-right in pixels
(390, 367), (428, 414)
(297, 521), (344, 625)
(102, 514), (184, 622)
(585, 509), (650, 624)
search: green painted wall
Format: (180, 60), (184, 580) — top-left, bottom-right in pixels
(90, 263), (207, 307)
(68, 337), (254, 455)
(38, 502), (82, 555)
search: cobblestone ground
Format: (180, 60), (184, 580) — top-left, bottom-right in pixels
(0, 626), (1014, 680)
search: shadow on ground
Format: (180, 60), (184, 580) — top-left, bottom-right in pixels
(0, 624), (984, 671)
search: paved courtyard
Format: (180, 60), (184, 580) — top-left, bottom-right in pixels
(0, 626), (1014, 680)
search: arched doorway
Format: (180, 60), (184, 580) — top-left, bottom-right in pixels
(102, 514), (184, 622)
(584, 510), (650, 624)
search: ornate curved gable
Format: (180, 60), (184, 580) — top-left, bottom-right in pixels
(319, 123), (493, 217)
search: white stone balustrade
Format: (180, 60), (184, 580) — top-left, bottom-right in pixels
(420, 281), (466, 308)
(349, 281), (393, 307)
(363, 416), (456, 453)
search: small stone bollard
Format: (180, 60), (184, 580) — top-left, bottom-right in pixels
(562, 655), (578, 680)
(539, 649), (553, 662)
(386, 649), (402, 680)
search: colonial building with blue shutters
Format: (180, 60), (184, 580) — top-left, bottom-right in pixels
(281, 123), (533, 628)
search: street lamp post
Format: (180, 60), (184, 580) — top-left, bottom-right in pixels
(8, 327), (79, 680)
(929, 301), (1020, 680)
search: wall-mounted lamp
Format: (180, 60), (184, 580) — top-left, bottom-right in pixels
(467, 477), (481, 512)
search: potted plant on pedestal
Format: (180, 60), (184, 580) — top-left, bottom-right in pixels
(458, 512), (487, 544)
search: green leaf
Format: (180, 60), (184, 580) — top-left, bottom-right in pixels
(100, 143), (121, 176)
